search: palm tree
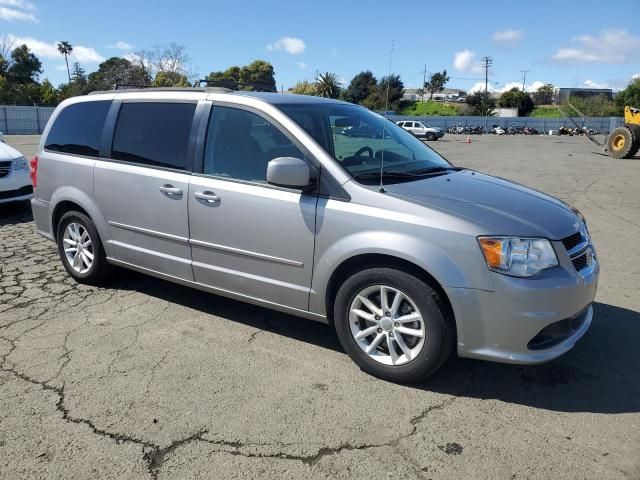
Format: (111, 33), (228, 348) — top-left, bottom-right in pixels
(57, 41), (73, 83)
(315, 72), (341, 99)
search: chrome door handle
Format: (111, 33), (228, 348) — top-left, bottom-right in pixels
(159, 185), (183, 196)
(194, 191), (221, 204)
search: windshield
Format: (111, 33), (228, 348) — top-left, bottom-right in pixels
(278, 103), (452, 183)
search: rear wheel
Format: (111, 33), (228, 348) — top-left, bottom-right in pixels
(334, 268), (455, 383)
(608, 126), (637, 159)
(56, 211), (111, 285)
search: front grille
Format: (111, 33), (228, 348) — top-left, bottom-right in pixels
(561, 231), (583, 251)
(0, 160), (11, 178)
(0, 184), (32, 200)
(571, 253), (588, 271)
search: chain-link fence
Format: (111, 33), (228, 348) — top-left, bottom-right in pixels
(0, 105), (56, 135)
(388, 115), (624, 134)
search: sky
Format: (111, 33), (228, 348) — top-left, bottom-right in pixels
(2, 0), (640, 93)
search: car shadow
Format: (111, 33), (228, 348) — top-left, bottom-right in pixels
(0, 201), (33, 226)
(108, 271), (639, 414)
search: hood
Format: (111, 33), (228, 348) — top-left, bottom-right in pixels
(384, 170), (580, 239)
(0, 141), (22, 160)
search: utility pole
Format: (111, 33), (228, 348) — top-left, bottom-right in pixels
(520, 70), (529, 91)
(422, 64), (427, 102)
(481, 56), (493, 97)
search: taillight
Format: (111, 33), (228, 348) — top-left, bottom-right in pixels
(29, 156), (38, 188)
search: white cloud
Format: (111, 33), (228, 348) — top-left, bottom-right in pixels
(297, 62), (307, 69)
(6, 34), (104, 63)
(551, 29), (640, 64)
(107, 41), (132, 50)
(498, 80), (546, 93)
(0, 5), (37, 21)
(583, 79), (610, 89)
(632, 73), (640, 80)
(55, 64), (67, 71)
(453, 49), (482, 74)
(267, 36), (305, 55)
(492, 28), (524, 44)
(0, 0), (35, 9)
(469, 82), (497, 94)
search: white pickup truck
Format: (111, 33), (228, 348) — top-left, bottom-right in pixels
(396, 121), (445, 141)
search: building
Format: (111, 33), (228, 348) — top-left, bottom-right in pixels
(555, 87), (613, 103)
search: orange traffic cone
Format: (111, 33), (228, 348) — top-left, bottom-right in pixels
(465, 135), (471, 144)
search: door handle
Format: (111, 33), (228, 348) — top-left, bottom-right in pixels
(194, 191), (221, 204)
(159, 185), (183, 196)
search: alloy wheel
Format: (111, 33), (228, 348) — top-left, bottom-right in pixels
(349, 285), (426, 366)
(63, 222), (94, 274)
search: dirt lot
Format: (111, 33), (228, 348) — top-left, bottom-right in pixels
(1, 134), (639, 479)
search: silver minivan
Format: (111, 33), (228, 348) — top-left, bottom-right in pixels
(30, 89), (598, 382)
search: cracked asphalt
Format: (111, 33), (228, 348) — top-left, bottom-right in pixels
(1, 134), (639, 479)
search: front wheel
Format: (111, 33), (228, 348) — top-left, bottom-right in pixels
(426, 133), (436, 141)
(334, 268), (455, 383)
(56, 211), (111, 285)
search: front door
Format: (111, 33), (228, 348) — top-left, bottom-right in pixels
(188, 105), (317, 311)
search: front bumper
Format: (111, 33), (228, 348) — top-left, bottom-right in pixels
(446, 255), (598, 364)
(0, 168), (33, 204)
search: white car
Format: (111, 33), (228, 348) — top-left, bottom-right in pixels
(396, 121), (445, 141)
(0, 132), (33, 205)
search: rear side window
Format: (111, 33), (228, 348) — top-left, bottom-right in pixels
(111, 102), (196, 170)
(45, 101), (111, 156)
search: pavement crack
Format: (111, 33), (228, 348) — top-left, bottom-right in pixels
(143, 430), (208, 479)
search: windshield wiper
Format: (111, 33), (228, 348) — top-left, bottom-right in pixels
(409, 166), (463, 175)
(353, 166), (461, 182)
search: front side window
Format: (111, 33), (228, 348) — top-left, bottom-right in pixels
(203, 106), (305, 183)
(111, 102), (196, 170)
(45, 101), (111, 156)
(279, 103), (451, 183)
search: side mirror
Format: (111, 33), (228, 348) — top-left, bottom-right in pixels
(266, 157), (312, 189)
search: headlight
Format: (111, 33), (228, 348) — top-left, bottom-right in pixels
(478, 237), (558, 277)
(13, 156), (28, 170)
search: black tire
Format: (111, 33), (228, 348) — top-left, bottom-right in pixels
(607, 126), (636, 159)
(333, 268), (455, 383)
(56, 211), (111, 285)
(426, 132), (436, 141)
(629, 125), (640, 159)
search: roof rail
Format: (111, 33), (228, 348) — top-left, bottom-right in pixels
(88, 85), (233, 95)
(194, 79), (277, 92)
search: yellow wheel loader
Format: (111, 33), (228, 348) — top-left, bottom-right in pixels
(607, 106), (640, 159)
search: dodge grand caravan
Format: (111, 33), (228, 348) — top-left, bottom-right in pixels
(30, 89), (598, 382)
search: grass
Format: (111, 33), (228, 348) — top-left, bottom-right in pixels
(530, 106), (564, 118)
(398, 100), (460, 116)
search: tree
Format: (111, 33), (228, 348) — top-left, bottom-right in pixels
(290, 80), (317, 96)
(315, 72), (341, 99)
(206, 61), (275, 91)
(153, 71), (190, 87)
(424, 70), (449, 100)
(344, 71), (377, 104)
(363, 74), (405, 111)
(7, 44), (42, 84)
(131, 43), (191, 85)
(57, 41), (73, 83)
(239, 60), (276, 91)
(566, 94), (617, 117)
(466, 92), (496, 116)
(614, 78), (640, 114)
(40, 79), (59, 105)
(532, 83), (554, 105)
(71, 62), (86, 84)
(498, 87), (534, 115)
(87, 57), (150, 91)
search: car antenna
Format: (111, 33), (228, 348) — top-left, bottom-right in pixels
(379, 40), (395, 193)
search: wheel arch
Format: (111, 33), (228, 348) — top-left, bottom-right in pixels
(49, 188), (111, 255)
(323, 253), (456, 331)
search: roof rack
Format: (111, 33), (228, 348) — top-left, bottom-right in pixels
(194, 79), (277, 93)
(88, 84), (233, 95)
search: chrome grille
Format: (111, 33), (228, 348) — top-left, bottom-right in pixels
(561, 226), (596, 276)
(0, 160), (11, 178)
